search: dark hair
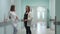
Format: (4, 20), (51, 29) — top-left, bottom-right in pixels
(10, 5), (15, 11)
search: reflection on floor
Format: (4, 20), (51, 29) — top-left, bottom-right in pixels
(18, 22), (55, 34)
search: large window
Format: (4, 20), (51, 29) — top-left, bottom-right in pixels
(37, 7), (45, 20)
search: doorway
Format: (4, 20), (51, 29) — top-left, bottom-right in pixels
(30, 6), (48, 34)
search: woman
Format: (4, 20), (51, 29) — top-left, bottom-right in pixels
(24, 5), (32, 34)
(9, 5), (18, 34)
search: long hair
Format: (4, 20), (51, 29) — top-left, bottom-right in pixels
(26, 5), (30, 12)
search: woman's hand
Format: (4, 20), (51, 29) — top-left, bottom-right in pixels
(16, 16), (18, 19)
(24, 19), (28, 21)
(15, 16), (19, 22)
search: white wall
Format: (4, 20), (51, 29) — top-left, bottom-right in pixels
(0, 0), (11, 22)
(0, 0), (12, 34)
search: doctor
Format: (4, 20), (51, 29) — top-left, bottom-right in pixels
(24, 5), (32, 34)
(9, 5), (19, 34)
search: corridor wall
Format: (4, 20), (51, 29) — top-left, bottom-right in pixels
(0, 0), (13, 34)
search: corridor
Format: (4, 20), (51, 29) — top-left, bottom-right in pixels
(18, 22), (55, 34)
(0, 0), (56, 34)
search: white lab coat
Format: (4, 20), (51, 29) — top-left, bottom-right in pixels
(27, 11), (33, 26)
(9, 11), (18, 27)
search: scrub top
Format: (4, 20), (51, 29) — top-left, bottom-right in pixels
(9, 11), (18, 27)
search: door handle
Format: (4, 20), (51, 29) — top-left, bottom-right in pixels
(54, 16), (60, 25)
(54, 16), (56, 25)
(50, 19), (55, 21)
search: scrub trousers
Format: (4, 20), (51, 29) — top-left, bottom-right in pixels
(13, 25), (17, 34)
(13, 25), (18, 34)
(24, 21), (31, 34)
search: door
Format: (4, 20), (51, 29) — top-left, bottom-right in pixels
(56, 0), (60, 34)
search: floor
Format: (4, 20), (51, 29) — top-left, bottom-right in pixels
(17, 22), (55, 34)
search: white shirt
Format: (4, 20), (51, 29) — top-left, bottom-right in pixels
(27, 11), (33, 26)
(9, 11), (18, 27)
(28, 12), (32, 20)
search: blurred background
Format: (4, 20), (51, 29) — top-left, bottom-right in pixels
(0, 0), (55, 34)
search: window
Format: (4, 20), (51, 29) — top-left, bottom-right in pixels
(37, 7), (45, 19)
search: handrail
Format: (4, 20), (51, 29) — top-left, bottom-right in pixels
(0, 21), (13, 27)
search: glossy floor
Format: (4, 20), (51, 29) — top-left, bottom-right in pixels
(18, 22), (55, 34)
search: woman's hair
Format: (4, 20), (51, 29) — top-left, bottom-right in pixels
(10, 5), (15, 11)
(26, 5), (30, 12)
(9, 5), (15, 19)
